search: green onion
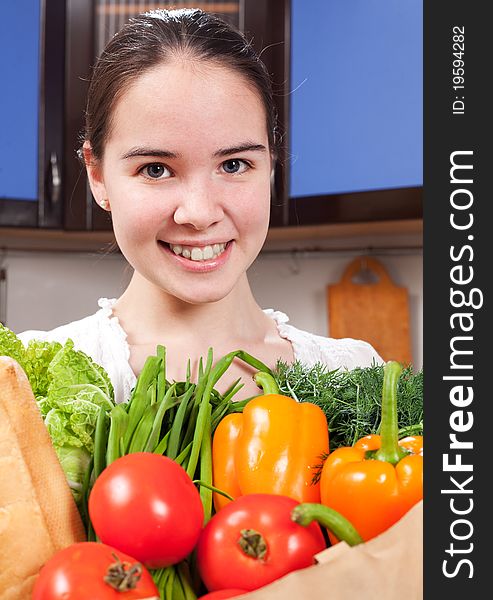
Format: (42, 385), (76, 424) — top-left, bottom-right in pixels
(123, 355), (161, 450)
(93, 405), (109, 479)
(156, 345), (167, 402)
(144, 383), (177, 453)
(198, 402), (213, 524)
(165, 567), (176, 599)
(106, 404), (129, 465)
(177, 562), (197, 600)
(127, 403), (158, 454)
(166, 385), (196, 460)
(153, 430), (171, 456)
(175, 441), (193, 468)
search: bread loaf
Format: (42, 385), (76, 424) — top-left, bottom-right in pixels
(0, 356), (86, 599)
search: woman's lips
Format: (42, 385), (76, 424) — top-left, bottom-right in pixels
(158, 240), (233, 272)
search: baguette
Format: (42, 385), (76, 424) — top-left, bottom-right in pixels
(0, 356), (86, 599)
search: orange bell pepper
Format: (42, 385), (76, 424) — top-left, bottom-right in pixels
(211, 412), (243, 511)
(212, 372), (329, 511)
(320, 361), (423, 543)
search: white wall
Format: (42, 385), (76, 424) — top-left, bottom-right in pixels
(2, 239), (422, 368)
(3, 251), (132, 332)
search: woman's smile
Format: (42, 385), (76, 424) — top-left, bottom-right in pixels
(158, 239), (234, 273)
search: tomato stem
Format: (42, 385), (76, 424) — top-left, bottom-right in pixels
(104, 553), (143, 591)
(238, 528), (268, 560)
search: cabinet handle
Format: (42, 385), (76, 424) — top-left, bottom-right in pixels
(49, 151), (61, 204)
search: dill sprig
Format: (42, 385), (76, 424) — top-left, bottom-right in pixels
(273, 360), (423, 451)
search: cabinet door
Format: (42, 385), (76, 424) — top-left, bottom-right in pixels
(0, 0), (65, 228)
(0, 1), (39, 204)
(64, 0), (289, 230)
(0, 0), (40, 226)
(288, 0), (423, 225)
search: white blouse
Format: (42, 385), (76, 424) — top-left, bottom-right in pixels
(19, 298), (382, 404)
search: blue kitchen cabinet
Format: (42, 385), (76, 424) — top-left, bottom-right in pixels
(289, 0), (422, 222)
(0, 0), (40, 202)
(0, 0), (65, 228)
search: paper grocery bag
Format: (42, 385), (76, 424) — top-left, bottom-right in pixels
(239, 500), (423, 600)
(0, 357), (86, 600)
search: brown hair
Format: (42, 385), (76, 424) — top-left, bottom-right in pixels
(83, 8), (280, 162)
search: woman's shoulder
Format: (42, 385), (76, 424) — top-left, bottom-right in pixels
(264, 309), (383, 370)
(17, 298), (135, 404)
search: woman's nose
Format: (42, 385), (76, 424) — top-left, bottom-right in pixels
(173, 180), (225, 230)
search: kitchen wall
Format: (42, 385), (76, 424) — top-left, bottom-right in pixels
(2, 234), (422, 368)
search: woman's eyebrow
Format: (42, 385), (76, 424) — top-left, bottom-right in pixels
(121, 143), (267, 160)
(121, 147), (178, 160)
(213, 143), (267, 157)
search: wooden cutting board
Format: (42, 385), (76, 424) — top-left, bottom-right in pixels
(327, 256), (412, 365)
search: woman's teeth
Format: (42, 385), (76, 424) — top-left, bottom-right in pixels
(169, 242), (227, 261)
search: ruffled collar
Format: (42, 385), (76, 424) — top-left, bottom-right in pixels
(97, 297), (294, 348)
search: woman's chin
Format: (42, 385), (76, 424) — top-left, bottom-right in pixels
(175, 287), (233, 305)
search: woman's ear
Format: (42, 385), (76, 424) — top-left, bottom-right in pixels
(82, 141), (110, 210)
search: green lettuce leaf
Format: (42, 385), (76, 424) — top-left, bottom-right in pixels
(44, 408), (85, 448)
(55, 445), (91, 505)
(49, 383), (114, 413)
(36, 395), (51, 417)
(0, 322), (26, 367)
(23, 339), (63, 397)
(47, 339), (114, 401)
(46, 388), (111, 452)
(43, 342), (114, 454)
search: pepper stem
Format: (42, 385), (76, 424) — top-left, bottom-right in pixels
(253, 371), (280, 395)
(291, 503), (363, 546)
(374, 361), (408, 465)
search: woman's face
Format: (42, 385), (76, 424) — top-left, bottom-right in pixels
(87, 59), (272, 304)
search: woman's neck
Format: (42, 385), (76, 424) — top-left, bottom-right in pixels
(113, 270), (271, 348)
(112, 270), (294, 391)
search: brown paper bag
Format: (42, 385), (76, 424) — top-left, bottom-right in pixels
(237, 501), (423, 600)
(0, 357), (86, 600)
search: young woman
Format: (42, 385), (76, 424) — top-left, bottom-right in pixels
(20, 8), (381, 404)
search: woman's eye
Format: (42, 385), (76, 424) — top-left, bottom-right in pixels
(141, 163), (171, 179)
(222, 159), (250, 175)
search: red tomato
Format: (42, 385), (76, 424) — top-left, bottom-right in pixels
(196, 494), (326, 592)
(32, 542), (159, 599)
(198, 590), (248, 599)
(89, 453), (204, 568)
